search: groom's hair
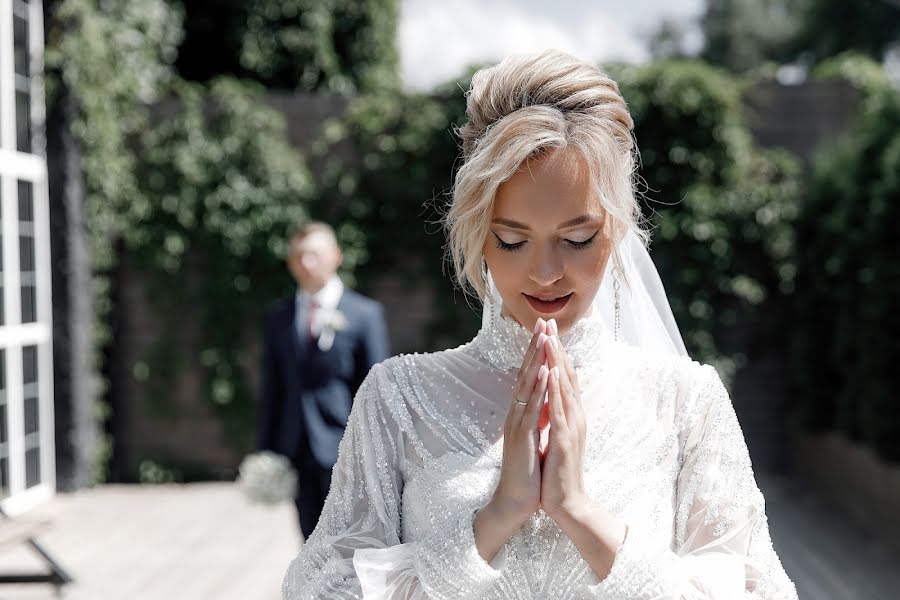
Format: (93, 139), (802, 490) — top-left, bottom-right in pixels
(289, 221), (339, 247)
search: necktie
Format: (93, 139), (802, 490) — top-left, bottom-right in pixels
(307, 298), (319, 341)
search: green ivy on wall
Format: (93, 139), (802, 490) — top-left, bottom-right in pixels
(45, 0), (185, 482)
(128, 78), (313, 452)
(44, 0), (400, 481)
(240, 0), (400, 93)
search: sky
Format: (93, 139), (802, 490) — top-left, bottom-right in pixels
(399, 0), (706, 90)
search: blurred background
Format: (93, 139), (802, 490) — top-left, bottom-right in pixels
(0, 0), (898, 598)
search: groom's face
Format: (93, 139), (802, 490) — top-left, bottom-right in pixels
(287, 231), (342, 294)
(483, 148), (612, 335)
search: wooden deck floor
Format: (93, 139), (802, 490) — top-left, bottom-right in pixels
(0, 477), (898, 599)
(0, 483), (299, 600)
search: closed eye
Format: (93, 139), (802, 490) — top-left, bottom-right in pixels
(565, 231), (599, 249)
(493, 232), (525, 252)
(493, 230), (600, 251)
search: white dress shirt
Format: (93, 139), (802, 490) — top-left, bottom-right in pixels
(295, 276), (345, 344)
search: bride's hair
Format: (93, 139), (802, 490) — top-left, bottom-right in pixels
(445, 50), (648, 300)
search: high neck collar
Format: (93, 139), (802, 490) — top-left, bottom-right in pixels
(469, 299), (613, 372)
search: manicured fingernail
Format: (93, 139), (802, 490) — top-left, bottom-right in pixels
(550, 366), (559, 380)
(549, 319), (558, 335)
(539, 365), (549, 379)
(534, 318), (545, 333)
(548, 336), (558, 350)
(537, 333), (547, 349)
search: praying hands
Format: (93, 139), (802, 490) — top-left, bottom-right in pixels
(473, 317), (626, 580)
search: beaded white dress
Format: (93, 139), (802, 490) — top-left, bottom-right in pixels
(281, 304), (798, 599)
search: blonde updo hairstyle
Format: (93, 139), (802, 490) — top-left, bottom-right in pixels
(445, 50), (648, 301)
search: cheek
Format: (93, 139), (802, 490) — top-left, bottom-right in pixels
(571, 250), (607, 277)
(571, 247), (611, 290)
(484, 248), (525, 294)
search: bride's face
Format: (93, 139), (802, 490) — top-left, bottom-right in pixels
(483, 148), (612, 335)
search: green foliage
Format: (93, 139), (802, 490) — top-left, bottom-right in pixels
(45, 0), (183, 272)
(129, 78), (313, 450)
(700, 0), (802, 73)
(615, 60), (803, 379)
(45, 0), (399, 479)
(699, 0), (900, 73)
(812, 51), (893, 95)
(44, 0), (184, 482)
(784, 0), (900, 65)
(790, 56), (900, 461)
(239, 0), (400, 92)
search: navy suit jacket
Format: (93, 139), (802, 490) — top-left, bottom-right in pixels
(256, 288), (390, 469)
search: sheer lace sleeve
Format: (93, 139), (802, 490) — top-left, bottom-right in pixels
(281, 360), (506, 600)
(585, 364), (797, 599)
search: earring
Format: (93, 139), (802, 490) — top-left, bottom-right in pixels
(613, 267), (621, 342)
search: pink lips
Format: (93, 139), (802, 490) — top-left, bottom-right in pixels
(523, 292), (572, 314)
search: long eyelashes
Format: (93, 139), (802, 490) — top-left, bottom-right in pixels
(492, 231), (599, 252)
(494, 233), (525, 252)
(566, 231), (599, 250)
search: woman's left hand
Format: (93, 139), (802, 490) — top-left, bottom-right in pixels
(540, 322), (589, 522)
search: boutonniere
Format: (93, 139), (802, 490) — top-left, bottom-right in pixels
(313, 308), (348, 351)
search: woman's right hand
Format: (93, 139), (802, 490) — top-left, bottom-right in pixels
(474, 318), (550, 561)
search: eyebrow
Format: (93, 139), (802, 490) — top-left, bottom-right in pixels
(491, 214), (603, 230)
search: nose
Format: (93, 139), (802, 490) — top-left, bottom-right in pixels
(300, 254), (318, 271)
(529, 244), (564, 287)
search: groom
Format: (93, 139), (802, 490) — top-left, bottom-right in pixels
(257, 221), (390, 539)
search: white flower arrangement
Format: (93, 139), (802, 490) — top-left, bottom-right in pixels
(312, 307), (348, 351)
(236, 451), (298, 505)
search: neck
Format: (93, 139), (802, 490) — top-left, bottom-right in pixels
(300, 276), (333, 296)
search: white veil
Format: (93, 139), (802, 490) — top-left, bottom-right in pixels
(483, 230), (688, 357)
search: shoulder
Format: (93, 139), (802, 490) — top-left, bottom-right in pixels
(355, 346), (473, 411)
(347, 355), (418, 440)
(615, 343), (726, 431)
(366, 346), (467, 385)
(340, 288), (385, 316)
(624, 342), (720, 394)
(353, 354), (412, 407)
(664, 353), (729, 437)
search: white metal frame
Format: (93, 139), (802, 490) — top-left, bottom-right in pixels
(0, 0), (56, 516)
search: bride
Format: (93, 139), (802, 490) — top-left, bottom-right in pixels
(282, 50), (798, 599)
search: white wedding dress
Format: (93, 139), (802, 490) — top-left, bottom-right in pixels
(282, 301), (798, 599)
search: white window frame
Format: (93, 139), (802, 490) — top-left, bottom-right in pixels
(0, 0), (56, 516)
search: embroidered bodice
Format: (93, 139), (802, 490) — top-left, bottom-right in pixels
(282, 309), (797, 599)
